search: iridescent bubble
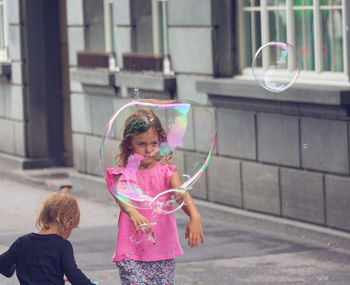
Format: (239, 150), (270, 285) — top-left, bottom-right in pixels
(99, 100), (216, 214)
(252, 41), (300, 93)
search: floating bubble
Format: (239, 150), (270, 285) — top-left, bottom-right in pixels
(252, 41), (300, 93)
(99, 100), (216, 214)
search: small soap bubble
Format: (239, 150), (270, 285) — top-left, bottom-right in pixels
(252, 41), (300, 93)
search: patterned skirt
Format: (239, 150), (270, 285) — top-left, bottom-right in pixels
(116, 259), (175, 285)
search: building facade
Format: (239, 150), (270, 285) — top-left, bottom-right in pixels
(1, 0), (350, 232)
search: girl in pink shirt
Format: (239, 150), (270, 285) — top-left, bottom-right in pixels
(106, 107), (204, 285)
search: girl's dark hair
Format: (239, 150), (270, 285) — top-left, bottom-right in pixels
(117, 108), (167, 167)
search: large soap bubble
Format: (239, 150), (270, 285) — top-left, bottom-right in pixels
(252, 41), (300, 93)
(99, 100), (216, 215)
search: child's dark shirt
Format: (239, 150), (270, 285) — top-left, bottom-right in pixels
(0, 233), (94, 285)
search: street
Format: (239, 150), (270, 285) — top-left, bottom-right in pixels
(1, 174), (350, 284)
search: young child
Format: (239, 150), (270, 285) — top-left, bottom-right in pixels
(0, 192), (96, 285)
(106, 107), (204, 285)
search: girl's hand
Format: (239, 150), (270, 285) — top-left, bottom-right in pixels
(185, 215), (204, 248)
(128, 210), (152, 234)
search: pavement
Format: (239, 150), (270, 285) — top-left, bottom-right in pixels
(1, 168), (350, 284)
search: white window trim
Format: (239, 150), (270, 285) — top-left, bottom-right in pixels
(152, 0), (173, 75)
(152, 0), (168, 56)
(104, 0), (119, 71)
(152, 0), (160, 54)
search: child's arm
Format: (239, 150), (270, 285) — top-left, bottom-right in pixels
(62, 241), (97, 285)
(0, 242), (17, 278)
(114, 175), (152, 233)
(170, 171), (204, 248)
(115, 198), (152, 233)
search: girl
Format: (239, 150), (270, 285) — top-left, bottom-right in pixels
(106, 107), (204, 285)
(0, 192), (96, 285)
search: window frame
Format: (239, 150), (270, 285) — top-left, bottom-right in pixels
(237, 0), (349, 86)
(151, 0), (169, 56)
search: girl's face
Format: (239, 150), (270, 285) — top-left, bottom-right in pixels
(130, 128), (160, 169)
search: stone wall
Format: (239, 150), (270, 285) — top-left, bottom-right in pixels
(197, 80), (350, 232)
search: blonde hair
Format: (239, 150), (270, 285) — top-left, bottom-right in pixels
(36, 192), (80, 233)
(117, 108), (167, 167)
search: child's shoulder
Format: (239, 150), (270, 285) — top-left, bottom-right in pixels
(13, 233), (31, 244)
(11, 233), (63, 247)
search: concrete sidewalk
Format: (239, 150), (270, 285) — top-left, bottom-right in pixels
(1, 169), (350, 284)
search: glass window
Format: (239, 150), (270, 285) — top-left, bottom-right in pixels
(136, 0), (169, 56)
(82, 0), (117, 70)
(84, 0), (105, 52)
(320, 0), (343, 72)
(239, 0), (346, 75)
(294, 3), (315, 71)
(124, 0), (170, 73)
(242, 6), (262, 68)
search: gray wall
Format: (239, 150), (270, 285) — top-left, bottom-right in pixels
(197, 81), (350, 232)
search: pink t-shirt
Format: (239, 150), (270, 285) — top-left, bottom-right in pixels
(106, 162), (184, 262)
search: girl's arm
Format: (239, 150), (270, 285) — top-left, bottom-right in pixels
(115, 198), (152, 233)
(170, 171), (204, 248)
(114, 175), (151, 233)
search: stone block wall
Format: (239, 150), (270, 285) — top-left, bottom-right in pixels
(194, 81), (350, 232)
(205, 102), (350, 232)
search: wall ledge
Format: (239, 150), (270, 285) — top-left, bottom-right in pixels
(196, 78), (350, 106)
(115, 71), (176, 92)
(70, 68), (115, 86)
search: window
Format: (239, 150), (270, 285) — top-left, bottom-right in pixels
(84, 0), (105, 52)
(81, 0), (169, 72)
(0, 0), (8, 62)
(80, 0), (117, 70)
(238, 0), (346, 80)
(121, 0), (171, 74)
(134, 0), (169, 56)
